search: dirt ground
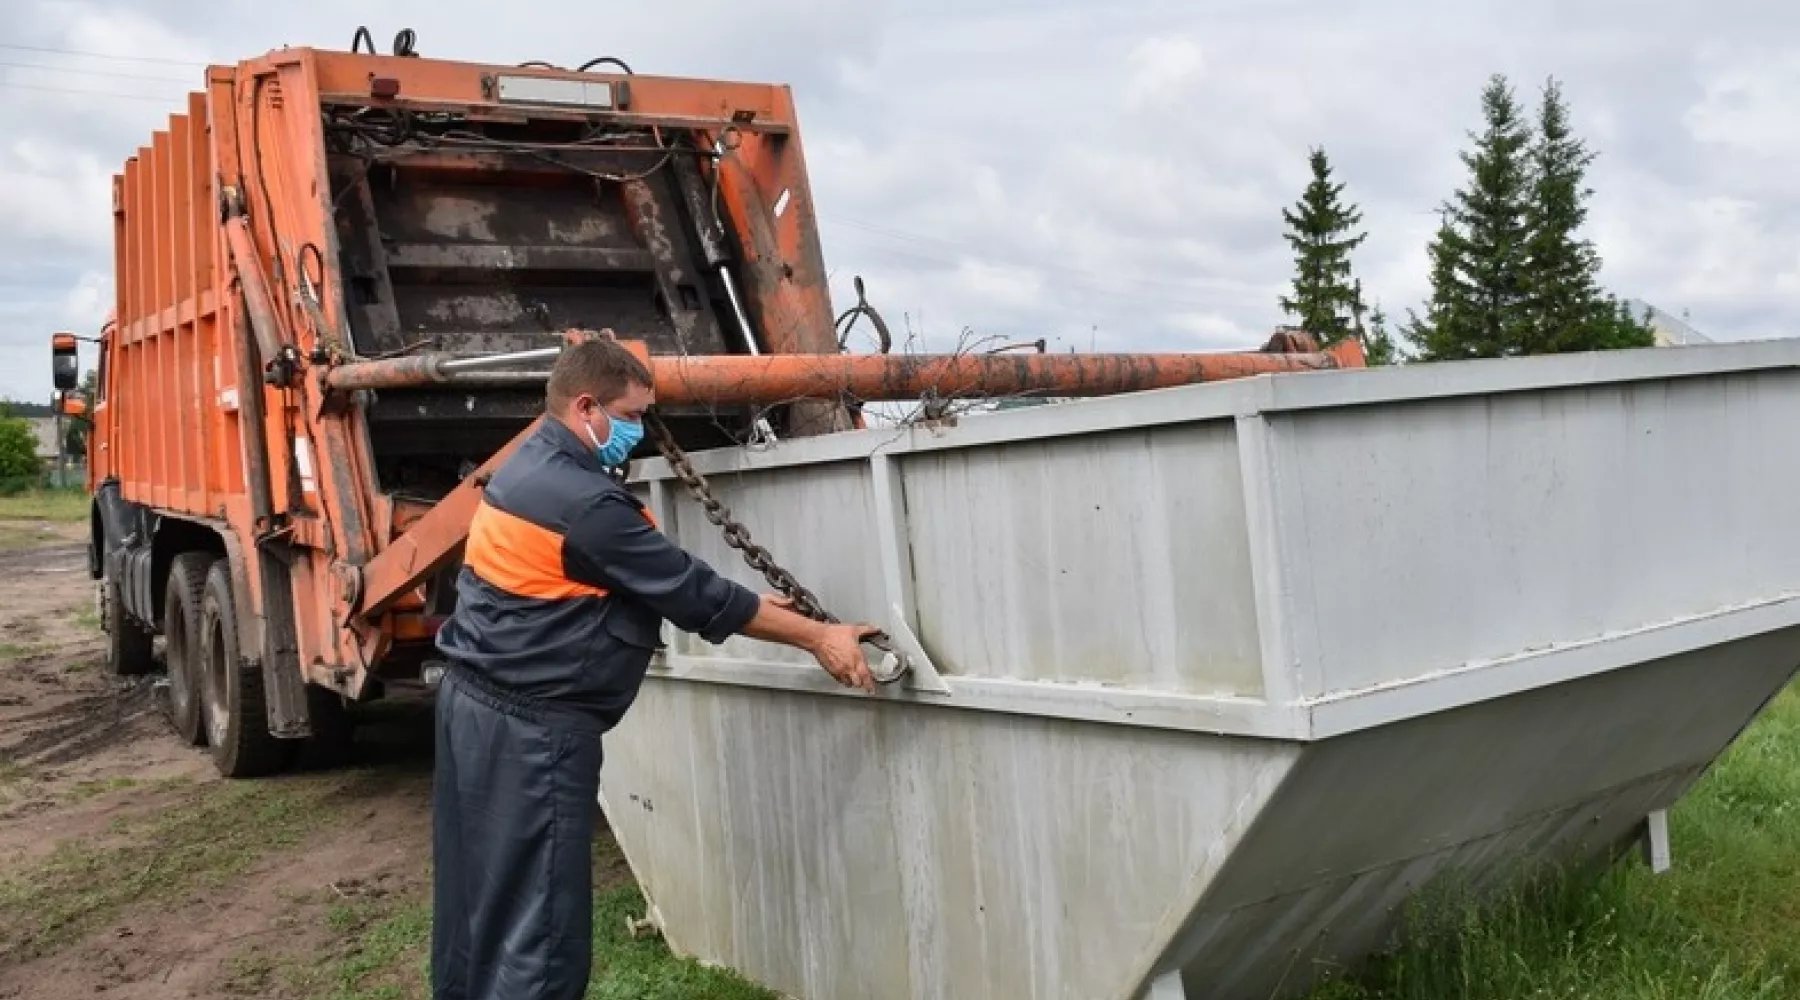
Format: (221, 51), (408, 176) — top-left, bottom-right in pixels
(0, 512), (774, 1000)
(0, 520), (443, 999)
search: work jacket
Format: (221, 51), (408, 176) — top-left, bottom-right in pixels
(435, 418), (761, 731)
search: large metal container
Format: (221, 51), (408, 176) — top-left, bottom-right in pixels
(601, 340), (1800, 1000)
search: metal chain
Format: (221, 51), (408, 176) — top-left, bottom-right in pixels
(645, 413), (905, 684)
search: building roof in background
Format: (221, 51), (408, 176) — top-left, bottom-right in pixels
(1624, 298), (1714, 347)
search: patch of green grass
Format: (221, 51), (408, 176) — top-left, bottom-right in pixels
(68, 776), (138, 800)
(0, 760), (28, 808)
(586, 886), (776, 1000)
(73, 607), (100, 630)
(290, 898), (434, 1000)
(0, 489), (88, 523)
(220, 950), (280, 995)
(0, 772), (368, 960)
(0, 642), (45, 660)
(1304, 686), (1800, 1000)
(289, 883), (777, 1000)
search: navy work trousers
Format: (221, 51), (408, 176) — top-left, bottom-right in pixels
(431, 667), (603, 1000)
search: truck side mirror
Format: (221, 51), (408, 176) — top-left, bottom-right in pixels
(51, 332), (79, 391)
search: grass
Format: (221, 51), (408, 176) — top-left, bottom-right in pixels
(289, 873), (776, 1000)
(1303, 685), (1800, 1000)
(584, 887), (774, 1000)
(289, 898), (434, 1000)
(0, 525), (57, 551)
(68, 776), (139, 800)
(0, 488), (88, 523)
(0, 771), (364, 961)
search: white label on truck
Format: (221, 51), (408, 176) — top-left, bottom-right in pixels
(295, 437), (317, 493)
(773, 188), (791, 218)
(496, 76), (614, 109)
(219, 387), (239, 411)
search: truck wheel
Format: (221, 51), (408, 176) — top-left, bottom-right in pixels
(102, 576), (155, 677)
(161, 553), (215, 747)
(198, 561), (291, 777)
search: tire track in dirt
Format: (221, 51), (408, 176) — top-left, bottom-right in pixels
(2, 678), (157, 766)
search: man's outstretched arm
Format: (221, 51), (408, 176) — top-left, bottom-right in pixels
(563, 493), (878, 691)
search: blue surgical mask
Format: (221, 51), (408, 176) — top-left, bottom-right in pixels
(585, 413), (644, 468)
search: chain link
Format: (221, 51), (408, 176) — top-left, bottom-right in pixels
(645, 413), (906, 684)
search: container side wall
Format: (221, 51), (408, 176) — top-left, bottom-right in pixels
(1268, 369), (1800, 698)
(659, 460), (883, 664)
(902, 422), (1263, 696)
(604, 683), (1300, 1000)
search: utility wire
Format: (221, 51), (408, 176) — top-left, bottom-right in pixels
(0, 80), (187, 103)
(0, 59), (193, 84)
(0, 43), (205, 67)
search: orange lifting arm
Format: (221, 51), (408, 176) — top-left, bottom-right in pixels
(324, 336), (1365, 400)
(348, 335), (1364, 621)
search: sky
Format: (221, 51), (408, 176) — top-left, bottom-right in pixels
(0, 0), (1796, 401)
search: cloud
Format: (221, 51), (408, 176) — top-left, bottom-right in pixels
(1124, 35), (1203, 110)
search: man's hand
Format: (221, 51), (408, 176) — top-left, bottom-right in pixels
(806, 621), (882, 693)
(742, 593), (882, 693)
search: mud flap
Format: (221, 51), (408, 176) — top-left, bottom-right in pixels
(218, 522), (310, 740)
(257, 547), (312, 739)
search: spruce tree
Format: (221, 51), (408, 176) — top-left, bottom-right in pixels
(1405, 75), (1534, 360)
(1520, 77), (1653, 353)
(1279, 148), (1367, 344)
(1362, 304), (1399, 366)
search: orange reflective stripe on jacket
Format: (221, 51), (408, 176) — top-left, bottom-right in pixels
(463, 497), (659, 602)
(465, 500), (609, 601)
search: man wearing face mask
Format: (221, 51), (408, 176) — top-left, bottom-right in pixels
(430, 337), (880, 1000)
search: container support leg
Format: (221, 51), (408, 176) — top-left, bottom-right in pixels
(1641, 808), (1672, 874)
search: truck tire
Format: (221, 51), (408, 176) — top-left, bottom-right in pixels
(198, 561), (291, 777)
(102, 576), (155, 677)
(161, 553), (215, 747)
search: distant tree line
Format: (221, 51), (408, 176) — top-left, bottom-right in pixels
(1277, 73), (1653, 364)
(0, 403), (41, 480)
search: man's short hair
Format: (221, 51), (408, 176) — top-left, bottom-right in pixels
(546, 339), (654, 410)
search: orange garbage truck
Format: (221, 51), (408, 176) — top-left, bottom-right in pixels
(51, 30), (1364, 777)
